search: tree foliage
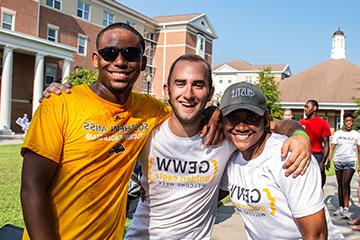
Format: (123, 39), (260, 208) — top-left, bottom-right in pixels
(256, 67), (283, 119)
(64, 67), (98, 86)
(352, 83), (360, 130)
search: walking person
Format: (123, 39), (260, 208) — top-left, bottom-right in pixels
(300, 100), (331, 187)
(327, 112), (360, 219)
(219, 82), (344, 239)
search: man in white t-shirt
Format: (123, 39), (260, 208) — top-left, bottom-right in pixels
(125, 55), (310, 239)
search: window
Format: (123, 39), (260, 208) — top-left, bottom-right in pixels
(45, 64), (57, 85)
(103, 11), (113, 27)
(145, 41), (156, 66)
(126, 20), (136, 27)
(77, 1), (90, 20)
(77, 34), (87, 55)
(144, 31), (155, 41)
(196, 34), (205, 58)
(0, 52), (3, 74)
(219, 79), (223, 84)
(141, 67), (153, 94)
(46, 0), (61, 10)
(1, 9), (15, 31)
(336, 116), (341, 130)
(228, 79), (232, 84)
(47, 25), (58, 42)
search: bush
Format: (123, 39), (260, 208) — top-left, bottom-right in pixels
(65, 67), (98, 86)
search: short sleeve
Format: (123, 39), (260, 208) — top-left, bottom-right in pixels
(21, 97), (64, 163)
(322, 120), (331, 137)
(331, 131), (339, 144)
(356, 132), (360, 145)
(279, 156), (324, 218)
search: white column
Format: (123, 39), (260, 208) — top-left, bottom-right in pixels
(62, 58), (72, 83)
(32, 53), (45, 115)
(0, 46), (15, 134)
(340, 109), (344, 128)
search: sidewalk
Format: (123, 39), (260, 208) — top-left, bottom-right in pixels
(212, 175), (360, 239)
(0, 134), (24, 145)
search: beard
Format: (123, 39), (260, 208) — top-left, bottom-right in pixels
(169, 101), (203, 126)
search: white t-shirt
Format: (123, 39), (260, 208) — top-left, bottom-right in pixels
(221, 133), (344, 240)
(125, 119), (236, 240)
(331, 130), (360, 163)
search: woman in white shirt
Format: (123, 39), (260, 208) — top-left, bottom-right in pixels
(219, 82), (343, 240)
(327, 113), (360, 219)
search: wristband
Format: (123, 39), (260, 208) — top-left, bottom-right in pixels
(292, 130), (310, 140)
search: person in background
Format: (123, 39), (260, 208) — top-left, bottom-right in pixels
(300, 100), (331, 188)
(283, 108), (293, 120)
(219, 82), (344, 240)
(327, 112), (360, 219)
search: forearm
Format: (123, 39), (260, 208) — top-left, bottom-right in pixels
(21, 186), (59, 239)
(271, 120), (304, 137)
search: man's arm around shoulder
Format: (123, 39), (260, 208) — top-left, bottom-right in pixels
(21, 150), (59, 240)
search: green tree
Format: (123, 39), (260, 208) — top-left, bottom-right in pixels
(256, 67), (283, 119)
(65, 67), (98, 86)
(352, 83), (360, 130)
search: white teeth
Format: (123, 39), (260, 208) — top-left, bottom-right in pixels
(112, 72), (128, 77)
(234, 133), (250, 140)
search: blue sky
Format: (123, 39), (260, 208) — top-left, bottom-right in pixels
(119, 0), (359, 74)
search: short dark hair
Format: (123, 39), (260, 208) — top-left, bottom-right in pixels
(96, 22), (145, 52)
(307, 100), (319, 111)
(343, 112), (355, 120)
(167, 54), (213, 87)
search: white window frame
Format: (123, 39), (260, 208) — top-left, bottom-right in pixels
(196, 34), (205, 58)
(46, 0), (62, 11)
(45, 63), (57, 86)
(47, 24), (59, 42)
(77, 1), (90, 21)
(77, 34), (88, 56)
(1, 8), (16, 31)
(103, 11), (113, 27)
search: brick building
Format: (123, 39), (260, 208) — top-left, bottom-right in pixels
(0, 0), (216, 134)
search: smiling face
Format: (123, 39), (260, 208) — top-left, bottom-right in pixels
(223, 109), (268, 160)
(343, 116), (354, 131)
(92, 28), (146, 98)
(165, 60), (214, 126)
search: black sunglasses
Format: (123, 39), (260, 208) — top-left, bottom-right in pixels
(98, 47), (143, 62)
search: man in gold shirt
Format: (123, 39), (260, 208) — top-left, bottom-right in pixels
(20, 23), (171, 240)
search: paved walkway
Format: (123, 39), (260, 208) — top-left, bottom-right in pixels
(0, 135), (23, 145)
(212, 175), (360, 239)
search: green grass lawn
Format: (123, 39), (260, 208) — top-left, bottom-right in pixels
(0, 144), (24, 227)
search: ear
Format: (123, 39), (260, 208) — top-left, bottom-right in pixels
(163, 84), (169, 99)
(140, 55), (147, 71)
(207, 86), (215, 102)
(91, 52), (99, 68)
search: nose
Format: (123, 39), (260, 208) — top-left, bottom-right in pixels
(183, 85), (194, 99)
(113, 53), (127, 67)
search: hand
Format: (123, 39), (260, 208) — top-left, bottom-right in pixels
(281, 134), (311, 177)
(39, 82), (73, 102)
(325, 160), (331, 171)
(200, 106), (223, 147)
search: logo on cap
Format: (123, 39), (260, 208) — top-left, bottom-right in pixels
(231, 87), (255, 99)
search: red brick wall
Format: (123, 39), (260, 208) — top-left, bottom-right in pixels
(39, 6), (101, 70)
(1, 0), (38, 36)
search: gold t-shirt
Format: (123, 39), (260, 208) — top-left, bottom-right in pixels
(21, 84), (170, 239)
